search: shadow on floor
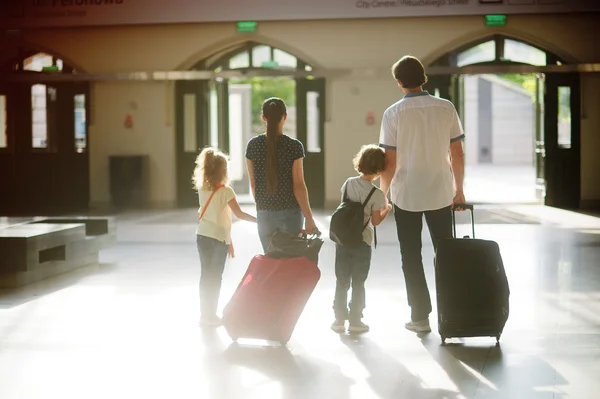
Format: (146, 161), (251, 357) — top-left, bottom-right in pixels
(419, 333), (568, 398)
(220, 340), (353, 399)
(199, 328), (244, 399)
(341, 334), (465, 399)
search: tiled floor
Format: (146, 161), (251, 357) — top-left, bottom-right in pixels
(1, 205), (599, 399)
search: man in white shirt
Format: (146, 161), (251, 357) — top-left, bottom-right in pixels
(379, 55), (466, 333)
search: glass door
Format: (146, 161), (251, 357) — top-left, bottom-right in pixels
(175, 80), (209, 207)
(543, 73), (581, 209)
(296, 77), (325, 208)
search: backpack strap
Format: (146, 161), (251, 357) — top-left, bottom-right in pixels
(362, 187), (377, 209)
(363, 187), (377, 248)
(361, 186), (378, 231)
(199, 186), (223, 221)
(374, 226), (378, 249)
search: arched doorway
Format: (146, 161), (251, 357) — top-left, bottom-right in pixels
(175, 42), (325, 208)
(0, 50), (91, 215)
(426, 35), (580, 209)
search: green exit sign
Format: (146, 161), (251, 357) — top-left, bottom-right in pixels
(485, 15), (507, 27)
(42, 65), (60, 72)
(237, 21), (257, 33)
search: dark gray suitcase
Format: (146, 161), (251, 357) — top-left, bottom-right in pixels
(435, 204), (510, 345)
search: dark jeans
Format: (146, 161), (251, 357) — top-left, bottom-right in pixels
(394, 205), (452, 322)
(196, 235), (229, 318)
(257, 208), (303, 253)
(333, 242), (372, 322)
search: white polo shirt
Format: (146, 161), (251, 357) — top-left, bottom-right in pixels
(378, 91), (465, 212)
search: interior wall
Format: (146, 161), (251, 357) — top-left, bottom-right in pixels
(325, 79), (398, 205)
(14, 13), (600, 208)
(89, 82), (175, 208)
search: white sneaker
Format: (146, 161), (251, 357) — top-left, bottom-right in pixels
(199, 315), (222, 327)
(331, 319), (346, 333)
(348, 321), (370, 334)
(405, 319), (431, 333)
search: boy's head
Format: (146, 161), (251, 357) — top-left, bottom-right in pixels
(391, 55), (428, 89)
(353, 144), (386, 176)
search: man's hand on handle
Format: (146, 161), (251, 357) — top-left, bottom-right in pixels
(452, 190), (467, 211)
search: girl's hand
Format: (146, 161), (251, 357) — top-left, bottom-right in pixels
(228, 244), (235, 259)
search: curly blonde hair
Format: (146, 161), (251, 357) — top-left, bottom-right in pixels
(192, 147), (229, 191)
(353, 144), (386, 175)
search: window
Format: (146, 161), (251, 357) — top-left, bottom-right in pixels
(457, 40), (495, 67)
(229, 51), (250, 69)
(228, 91), (244, 180)
(183, 94), (197, 153)
(208, 43), (310, 72)
(434, 36), (562, 69)
(307, 91), (321, 153)
(31, 84), (48, 148)
(557, 86), (571, 149)
(210, 85), (219, 148)
(23, 53), (63, 72)
(504, 39), (546, 66)
(274, 49), (297, 68)
(74, 94), (87, 153)
(0, 95), (6, 149)
(252, 45), (271, 68)
(31, 84), (57, 151)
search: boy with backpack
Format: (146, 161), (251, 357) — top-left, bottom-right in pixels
(329, 144), (392, 333)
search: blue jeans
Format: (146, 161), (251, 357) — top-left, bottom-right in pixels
(196, 235), (229, 318)
(257, 208), (304, 252)
(333, 242), (372, 322)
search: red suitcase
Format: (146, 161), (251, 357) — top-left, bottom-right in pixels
(222, 255), (321, 345)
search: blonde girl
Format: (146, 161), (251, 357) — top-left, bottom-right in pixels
(193, 147), (256, 327)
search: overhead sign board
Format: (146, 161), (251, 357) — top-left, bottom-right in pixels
(0, 0), (598, 29)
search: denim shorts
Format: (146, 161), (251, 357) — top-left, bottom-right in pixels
(257, 208), (303, 252)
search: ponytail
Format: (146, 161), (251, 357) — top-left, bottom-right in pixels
(262, 97), (287, 194)
(192, 147), (228, 191)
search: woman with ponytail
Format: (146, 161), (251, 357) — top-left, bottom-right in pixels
(245, 97), (317, 252)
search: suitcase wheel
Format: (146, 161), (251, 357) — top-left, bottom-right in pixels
(496, 335), (501, 346)
(441, 336), (447, 346)
(279, 340), (288, 346)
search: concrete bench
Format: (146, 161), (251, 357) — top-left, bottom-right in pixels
(30, 217), (116, 251)
(0, 217), (116, 288)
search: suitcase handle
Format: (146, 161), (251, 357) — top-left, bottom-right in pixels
(451, 204), (475, 239)
(301, 229), (321, 238)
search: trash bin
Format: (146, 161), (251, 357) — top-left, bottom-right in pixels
(109, 155), (149, 209)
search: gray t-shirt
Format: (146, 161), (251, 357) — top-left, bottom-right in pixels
(340, 177), (387, 246)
